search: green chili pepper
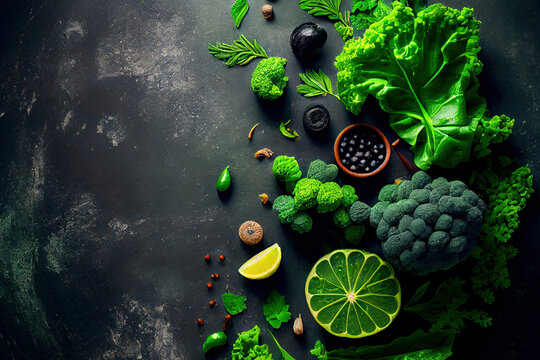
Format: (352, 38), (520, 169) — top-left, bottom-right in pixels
(202, 331), (227, 353)
(279, 120), (299, 141)
(216, 166), (231, 192)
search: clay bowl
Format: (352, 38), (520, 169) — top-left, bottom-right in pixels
(334, 123), (391, 178)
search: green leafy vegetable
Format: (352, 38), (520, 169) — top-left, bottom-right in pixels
(350, 0), (391, 30)
(404, 278), (492, 332)
(263, 290), (291, 329)
(299, 0), (353, 40)
(269, 331), (295, 360)
(310, 329), (456, 359)
(472, 114), (515, 158)
(222, 292), (247, 315)
(231, 325), (273, 360)
(297, 69), (340, 99)
(231, 0), (249, 28)
(469, 157), (534, 303)
(279, 120), (300, 141)
(335, 3), (489, 170)
(208, 34), (268, 67)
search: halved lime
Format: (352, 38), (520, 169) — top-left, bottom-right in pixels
(305, 249), (401, 338)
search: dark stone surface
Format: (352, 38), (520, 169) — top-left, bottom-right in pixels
(0, 0), (538, 358)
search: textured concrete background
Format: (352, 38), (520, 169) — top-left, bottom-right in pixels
(0, 0), (538, 359)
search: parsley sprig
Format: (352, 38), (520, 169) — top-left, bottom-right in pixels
(263, 290), (291, 329)
(208, 35), (268, 67)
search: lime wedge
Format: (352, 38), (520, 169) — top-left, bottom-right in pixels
(305, 249), (401, 338)
(238, 243), (282, 279)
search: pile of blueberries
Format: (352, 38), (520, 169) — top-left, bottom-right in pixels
(338, 129), (386, 173)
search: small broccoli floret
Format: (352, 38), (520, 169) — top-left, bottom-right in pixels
(427, 231), (450, 251)
(378, 184), (398, 202)
(466, 207), (483, 225)
(410, 218), (426, 236)
(316, 182), (343, 213)
(448, 236), (467, 253)
(344, 224), (365, 245)
(333, 206), (352, 228)
(306, 159), (338, 183)
(290, 212), (313, 234)
(429, 188), (447, 204)
(399, 250), (414, 270)
(398, 215), (414, 233)
(419, 225), (433, 240)
(400, 231), (414, 248)
(370, 201), (389, 227)
(411, 171), (432, 189)
(397, 180), (413, 201)
(251, 57), (288, 100)
(388, 226), (399, 238)
(382, 203), (403, 226)
(349, 201), (371, 223)
(292, 178), (321, 210)
(449, 197), (471, 217)
(272, 155), (302, 192)
(409, 189), (430, 204)
(272, 195), (297, 224)
(431, 177), (449, 191)
(461, 189), (479, 206)
(434, 214), (453, 231)
(398, 199), (418, 214)
(413, 203), (440, 225)
(376, 220), (390, 240)
(449, 180), (467, 197)
(450, 219), (467, 237)
(341, 185), (358, 207)
(411, 240), (426, 257)
(382, 234), (407, 260)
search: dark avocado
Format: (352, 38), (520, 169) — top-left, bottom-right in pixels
(303, 103), (330, 132)
(290, 23), (327, 59)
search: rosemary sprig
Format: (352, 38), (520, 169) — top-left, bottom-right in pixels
(297, 69), (340, 100)
(208, 35), (268, 67)
(299, 0), (353, 40)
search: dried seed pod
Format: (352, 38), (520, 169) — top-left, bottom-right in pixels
(262, 5), (273, 19)
(254, 148), (274, 159)
(293, 314), (303, 335)
(238, 221), (264, 245)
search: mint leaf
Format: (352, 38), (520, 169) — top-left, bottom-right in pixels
(263, 290), (291, 329)
(231, 0), (249, 28)
(222, 292), (247, 315)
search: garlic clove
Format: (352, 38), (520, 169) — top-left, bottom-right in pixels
(293, 314), (303, 335)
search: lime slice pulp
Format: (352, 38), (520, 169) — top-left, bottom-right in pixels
(305, 249), (401, 338)
(238, 243), (282, 279)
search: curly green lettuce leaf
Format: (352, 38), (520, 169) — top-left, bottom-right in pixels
(335, 3), (487, 170)
(310, 329), (455, 359)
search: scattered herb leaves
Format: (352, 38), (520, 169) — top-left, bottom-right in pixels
(299, 0), (353, 41)
(231, 0), (250, 28)
(279, 120), (299, 141)
(269, 331), (295, 360)
(222, 292), (247, 315)
(263, 290), (291, 329)
(297, 69), (340, 100)
(208, 35), (268, 67)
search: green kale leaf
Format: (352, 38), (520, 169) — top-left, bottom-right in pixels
(263, 290), (291, 329)
(335, 3), (487, 170)
(222, 292), (247, 315)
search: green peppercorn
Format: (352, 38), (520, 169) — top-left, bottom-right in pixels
(216, 166), (231, 192)
(202, 331), (227, 353)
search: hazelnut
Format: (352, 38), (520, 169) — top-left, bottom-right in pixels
(238, 221), (263, 245)
(262, 5), (273, 19)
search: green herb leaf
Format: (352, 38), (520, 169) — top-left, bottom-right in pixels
(297, 69), (339, 100)
(231, 0), (249, 28)
(299, 0), (353, 41)
(263, 290), (291, 329)
(404, 281), (430, 308)
(208, 34), (268, 67)
(279, 120), (299, 141)
(269, 331), (295, 360)
(222, 292), (247, 315)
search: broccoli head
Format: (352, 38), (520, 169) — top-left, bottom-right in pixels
(272, 195), (297, 224)
(341, 185), (358, 207)
(369, 171), (486, 274)
(306, 159), (338, 183)
(292, 178), (321, 210)
(333, 206), (352, 228)
(290, 212), (313, 234)
(316, 182), (343, 213)
(349, 201), (371, 223)
(272, 155), (302, 192)
(251, 57), (289, 100)
(344, 224), (365, 245)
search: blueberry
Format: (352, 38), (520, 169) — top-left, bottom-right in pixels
(359, 144), (365, 150)
(350, 156), (358, 163)
(373, 148), (379, 154)
(352, 134), (358, 139)
(365, 167), (370, 172)
(343, 137), (349, 142)
(367, 141), (372, 146)
(350, 165), (358, 171)
(355, 152), (363, 157)
(340, 142), (347, 147)
(360, 139), (365, 145)
(341, 158), (347, 164)
(378, 154), (384, 160)
(359, 159), (366, 167)
(378, 143), (384, 149)
(348, 146), (354, 153)
(370, 160), (377, 167)
(365, 151), (371, 158)
(339, 147), (344, 154)
(345, 153), (351, 158)
(350, 139), (357, 146)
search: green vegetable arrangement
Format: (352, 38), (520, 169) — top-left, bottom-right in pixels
(335, 3), (514, 170)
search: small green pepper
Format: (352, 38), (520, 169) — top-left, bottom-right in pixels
(202, 331), (227, 353)
(217, 166), (231, 192)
